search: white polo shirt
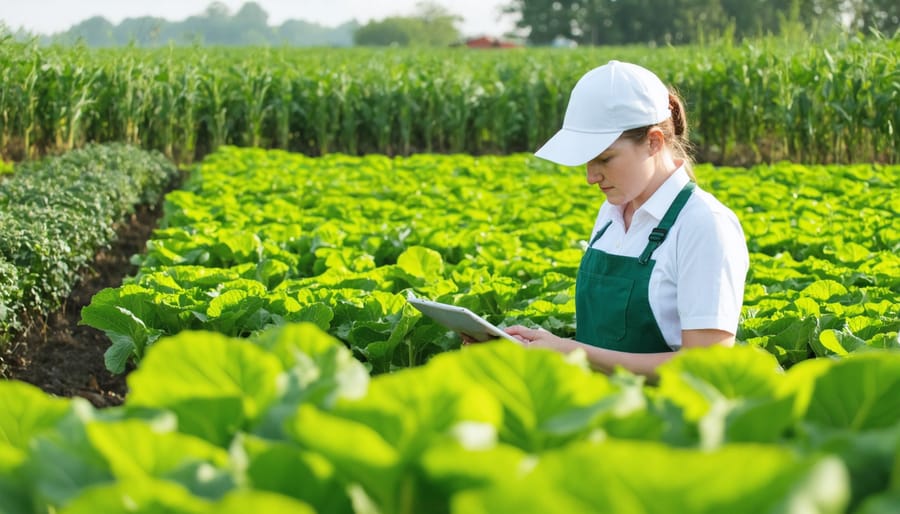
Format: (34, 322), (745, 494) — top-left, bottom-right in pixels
(587, 166), (749, 350)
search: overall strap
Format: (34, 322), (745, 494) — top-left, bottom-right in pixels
(588, 220), (613, 247)
(638, 181), (696, 264)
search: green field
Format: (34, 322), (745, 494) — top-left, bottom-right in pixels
(80, 149), (900, 374)
(1, 31), (899, 514)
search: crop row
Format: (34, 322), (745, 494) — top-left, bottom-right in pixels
(0, 32), (897, 165)
(0, 144), (178, 338)
(81, 148), (900, 374)
(2, 322), (899, 513)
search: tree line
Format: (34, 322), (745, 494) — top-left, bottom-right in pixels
(28, 1), (463, 48)
(19, 0), (899, 48)
(505, 0), (899, 46)
(33, 2), (358, 47)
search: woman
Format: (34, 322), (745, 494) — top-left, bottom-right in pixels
(504, 60), (749, 380)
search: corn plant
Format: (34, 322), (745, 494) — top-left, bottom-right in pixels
(0, 31), (896, 165)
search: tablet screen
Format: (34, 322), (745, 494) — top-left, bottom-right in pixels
(407, 294), (520, 343)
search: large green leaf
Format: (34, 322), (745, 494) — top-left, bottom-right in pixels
(125, 330), (283, 446)
(764, 315), (819, 365)
(80, 288), (162, 372)
(0, 381), (70, 450)
(803, 352), (900, 431)
(84, 419), (233, 499)
(659, 345), (784, 408)
(201, 288), (269, 335)
(285, 404), (400, 508)
(394, 246), (445, 285)
(59, 478), (209, 514)
(856, 491), (900, 514)
(211, 490), (316, 514)
(813, 328), (870, 356)
(239, 435), (353, 513)
(283, 302), (334, 331)
(796, 352), (900, 508)
(656, 345), (794, 446)
(81, 282), (200, 370)
(0, 443), (31, 514)
(453, 440), (849, 514)
(251, 322), (364, 378)
(210, 230), (264, 265)
(801, 425), (900, 512)
(67, 481), (315, 514)
(430, 341), (625, 451)
(417, 441), (533, 513)
(250, 323), (369, 439)
(360, 304), (421, 371)
(82, 284), (188, 336)
(336, 361), (502, 453)
(255, 258), (291, 289)
(802, 280), (849, 302)
(285, 352), (503, 513)
(26, 402), (116, 509)
(775, 356), (834, 420)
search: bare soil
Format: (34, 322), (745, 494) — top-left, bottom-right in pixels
(0, 203), (164, 408)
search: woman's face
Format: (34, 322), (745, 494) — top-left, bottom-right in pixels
(585, 135), (657, 207)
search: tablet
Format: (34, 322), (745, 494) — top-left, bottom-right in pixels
(407, 294), (521, 344)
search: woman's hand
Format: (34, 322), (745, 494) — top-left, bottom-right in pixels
(460, 326), (571, 351)
(504, 325), (569, 349)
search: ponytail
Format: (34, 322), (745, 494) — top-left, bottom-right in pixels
(666, 89), (695, 179)
(619, 89), (695, 180)
(669, 92), (687, 138)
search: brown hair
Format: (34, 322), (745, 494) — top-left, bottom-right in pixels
(619, 90), (695, 180)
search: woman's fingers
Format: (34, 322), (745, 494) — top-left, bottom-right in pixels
(461, 326), (542, 347)
(504, 325), (526, 335)
(504, 325), (535, 344)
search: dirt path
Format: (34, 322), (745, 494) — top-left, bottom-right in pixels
(0, 203), (164, 407)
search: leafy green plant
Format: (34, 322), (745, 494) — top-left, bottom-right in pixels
(0, 143), (178, 338)
(82, 149), (899, 373)
(4, 323), (900, 512)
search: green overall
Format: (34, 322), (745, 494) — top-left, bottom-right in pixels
(575, 182), (696, 352)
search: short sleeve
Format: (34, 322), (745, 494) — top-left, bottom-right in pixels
(675, 207), (749, 334)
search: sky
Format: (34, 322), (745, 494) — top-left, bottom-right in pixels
(0, 0), (518, 38)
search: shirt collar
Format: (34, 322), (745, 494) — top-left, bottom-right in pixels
(637, 165), (691, 221)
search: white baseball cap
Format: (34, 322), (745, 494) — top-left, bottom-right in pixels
(535, 60), (672, 166)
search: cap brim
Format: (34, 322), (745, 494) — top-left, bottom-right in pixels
(534, 129), (621, 166)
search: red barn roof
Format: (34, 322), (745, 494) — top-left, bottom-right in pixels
(464, 36), (521, 48)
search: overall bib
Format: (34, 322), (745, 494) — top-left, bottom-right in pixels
(575, 182), (696, 352)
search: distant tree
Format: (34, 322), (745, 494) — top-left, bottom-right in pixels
(503, 0), (584, 45)
(277, 19), (357, 47)
(66, 16), (116, 46)
(188, 0), (231, 44)
(354, 18), (413, 46)
(412, 1), (463, 46)
(205, 2), (231, 20)
(504, 0), (855, 45)
(234, 2), (272, 44)
(117, 17), (166, 46)
(846, 0), (900, 35)
(41, 0), (464, 48)
(235, 2), (268, 27)
(354, 1), (461, 46)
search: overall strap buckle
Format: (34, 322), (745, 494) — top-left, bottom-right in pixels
(638, 181), (696, 265)
(647, 228), (668, 243)
(640, 228), (670, 264)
